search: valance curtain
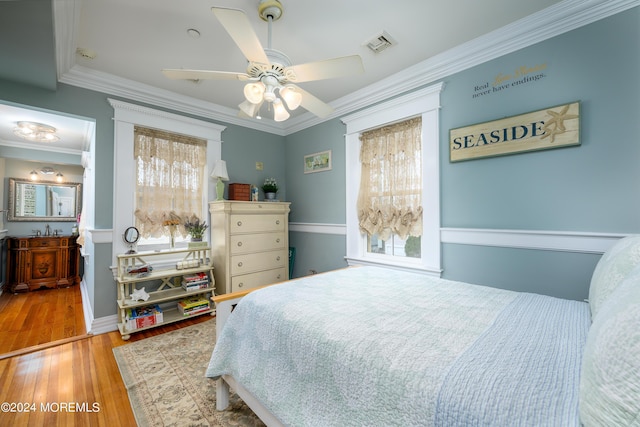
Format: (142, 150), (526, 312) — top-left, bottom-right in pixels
(357, 117), (423, 241)
(133, 127), (206, 238)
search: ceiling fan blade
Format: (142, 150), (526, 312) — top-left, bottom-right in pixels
(162, 69), (250, 81)
(212, 7), (269, 65)
(285, 55), (364, 83)
(291, 85), (334, 118)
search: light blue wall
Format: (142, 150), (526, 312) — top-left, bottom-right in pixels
(439, 8), (638, 299)
(285, 120), (349, 277)
(285, 120), (347, 224)
(219, 124), (287, 200)
(440, 9), (639, 232)
(284, 8), (639, 300)
(0, 8), (637, 319)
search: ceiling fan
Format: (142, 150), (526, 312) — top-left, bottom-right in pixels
(162, 0), (364, 122)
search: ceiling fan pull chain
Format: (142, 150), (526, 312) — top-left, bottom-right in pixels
(267, 16), (273, 51)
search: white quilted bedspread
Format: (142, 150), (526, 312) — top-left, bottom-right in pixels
(206, 266), (589, 426)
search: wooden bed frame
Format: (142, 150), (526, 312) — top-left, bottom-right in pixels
(212, 288), (285, 427)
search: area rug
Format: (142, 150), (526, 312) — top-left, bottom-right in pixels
(113, 319), (264, 427)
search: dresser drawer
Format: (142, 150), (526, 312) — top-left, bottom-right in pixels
(231, 214), (284, 234)
(230, 232), (285, 255)
(230, 267), (287, 292)
(230, 249), (287, 275)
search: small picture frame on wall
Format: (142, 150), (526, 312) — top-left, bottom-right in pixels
(304, 150), (332, 174)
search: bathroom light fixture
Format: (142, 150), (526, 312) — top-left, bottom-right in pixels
(13, 121), (60, 142)
(29, 166), (63, 181)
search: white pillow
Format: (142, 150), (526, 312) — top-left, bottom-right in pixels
(579, 263), (640, 426)
(589, 235), (640, 319)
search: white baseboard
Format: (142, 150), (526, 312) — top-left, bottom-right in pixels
(90, 315), (119, 335)
(79, 278), (118, 335)
(79, 278), (94, 334)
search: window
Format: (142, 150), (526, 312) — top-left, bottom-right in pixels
(110, 99), (226, 260)
(133, 127), (206, 243)
(358, 117), (423, 260)
(343, 83), (443, 275)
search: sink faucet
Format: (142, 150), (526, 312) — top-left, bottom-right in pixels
(44, 224), (51, 236)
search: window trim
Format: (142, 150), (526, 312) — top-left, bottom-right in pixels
(342, 83), (443, 276)
(109, 99), (226, 262)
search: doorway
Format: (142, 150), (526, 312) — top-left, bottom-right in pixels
(0, 101), (95, 357)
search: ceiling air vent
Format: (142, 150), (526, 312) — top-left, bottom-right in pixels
(365, 31), (396, 54)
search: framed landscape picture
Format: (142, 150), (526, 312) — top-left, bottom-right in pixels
(304, 150), (332, 174)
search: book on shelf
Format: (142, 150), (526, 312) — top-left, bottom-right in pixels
(178, 296), (210, 309)
(183, 272), (208, 282)
(178, 304), (211, 316)
(125, 304), (163, 331)
(181, 279), (210, 291)
(177, 296), (210, 316)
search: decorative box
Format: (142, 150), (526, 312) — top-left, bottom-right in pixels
(229, 183), (251, 201)
(125, 304), (163, 331)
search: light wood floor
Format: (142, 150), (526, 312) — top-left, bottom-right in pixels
(0, 285), (87, 356)
(0, 285), (212, 426)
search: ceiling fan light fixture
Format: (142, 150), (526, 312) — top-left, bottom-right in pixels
(280, 85), (302, 110)
(272, 98), (290, 122)
(239, 100), (263, 118)
(244, 82), (265, 104)
(263, 92), (277, 103)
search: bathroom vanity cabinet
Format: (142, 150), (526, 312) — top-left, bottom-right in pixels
(6, 235), (81, 293)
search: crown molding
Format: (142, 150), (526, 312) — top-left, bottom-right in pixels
(0, 138), (84, 157)
(60, 66), (289, 136)
(56, 0), (638, 136)
(53, 0), (81, 80)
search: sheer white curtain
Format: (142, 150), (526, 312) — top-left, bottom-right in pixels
(133, 127), (206, 238)
(357, 117), (423, 240)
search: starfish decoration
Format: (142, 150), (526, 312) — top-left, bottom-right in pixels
(131, 287), (150, 302)
(541, 104), (578, 143)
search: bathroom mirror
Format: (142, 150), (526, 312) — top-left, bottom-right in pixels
(7, 178), (82, 222)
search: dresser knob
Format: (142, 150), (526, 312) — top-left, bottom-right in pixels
(237, 221), (242, 226)
(276, 256), (280, 261)
(238, 262), (243, 267)
(277, 274), (281, 279)
(237, 242), (243, 247)
(276, 220), (280, 225)
(238, 283), (243, 287)
(276, 238), (280, 243)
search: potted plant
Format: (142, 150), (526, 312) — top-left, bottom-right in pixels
(184, 218), (208, 241)
(261, 177), (278, 200)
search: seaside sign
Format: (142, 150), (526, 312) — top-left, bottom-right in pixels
(449, 101), (580, 162)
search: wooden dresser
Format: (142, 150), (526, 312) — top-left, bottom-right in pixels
(209, 200), (291, 294)
(6, 235), (81, 293)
